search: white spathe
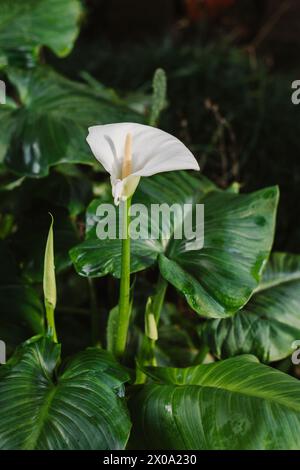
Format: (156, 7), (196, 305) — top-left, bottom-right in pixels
(86, 122), (200, 205)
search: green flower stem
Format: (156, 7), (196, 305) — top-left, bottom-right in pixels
(115, 197), (132, 359)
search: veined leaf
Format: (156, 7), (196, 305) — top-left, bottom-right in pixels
(1, 67), (144, 177)
(130, 355), (300, 449)
(0, 336), (131, 449)
(71, 172), (278, 318)
(200, 252), (300, 362)
(158, 185), (278, 318)
(0, 0), (82, 62)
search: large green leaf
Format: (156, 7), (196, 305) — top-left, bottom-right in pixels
(0, 336), (131, 449)
(0, 0), (82, 63)
(0, 241), (44, 353)
(200, 252), (300, 362)
(130, 355), (300, 449)
(0, 67), (144, 176)
(70, 172), (211, 278)
(71, 172), (278, 318)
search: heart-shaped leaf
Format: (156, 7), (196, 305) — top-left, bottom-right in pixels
(199, 252), (300, 362)
(159, 185), (278, 318)
(0, 0), (82, 64)
(0, 336), (131, 449)
(130, 355), (300, 449)
(1, 67), (144, 177)
(71, 172), (278, 318)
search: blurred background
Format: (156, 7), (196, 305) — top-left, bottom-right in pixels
(48, 0), (300, 252)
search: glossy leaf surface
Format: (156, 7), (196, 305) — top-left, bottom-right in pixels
(71, 172), (278, 318)
(0, 336), (131, 449)
(1, 67), (144, 177)
(0, 0), (82, 62)
(200, 252), (300, 361)
(130, 355), (300, 449)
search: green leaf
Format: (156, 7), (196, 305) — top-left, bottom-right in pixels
(130, 355), (300, 449)
(0, 0), (82, 63)
(149, 68), (167, 126)
(1, 67), (144, 177)
(71, 172), (278, 318)
(0, 241), (44, 354)
(200, 252), (300, 362)
(158, 186), (278, 318)
(0, 336), (131, 449)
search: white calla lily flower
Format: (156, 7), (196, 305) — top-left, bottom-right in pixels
(86, 122), (200, 205)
